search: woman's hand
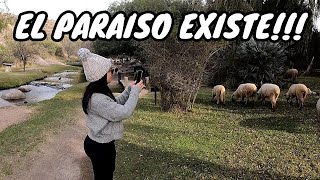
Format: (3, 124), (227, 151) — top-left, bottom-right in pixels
(129, 81), (136, 87)
(132, 80), (145, 92)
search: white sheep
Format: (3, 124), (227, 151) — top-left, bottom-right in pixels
(232, 83), (257, 105)
(285, 84), (316, 109)
(317, 98), (320, 121)
(212, 85), (226, 105)
(257, 83), (280, 111)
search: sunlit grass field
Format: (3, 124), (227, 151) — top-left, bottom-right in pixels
(0, 65), (81, 90)
(0, 76), (319, 178)
(116, 76), (320, 179)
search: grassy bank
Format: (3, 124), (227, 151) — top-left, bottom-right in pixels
(0, 65), (81, 90)
(0, 76), (319, 178)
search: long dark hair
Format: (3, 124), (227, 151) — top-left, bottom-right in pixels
(82, 73), (116, 114)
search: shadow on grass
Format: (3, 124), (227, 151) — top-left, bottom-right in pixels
(115, 140), (299, 179)
(196, 97), (317, 114)
(195, 97), (320, 135)
(126, 123), (173, 135)
(136, 99), (162, 113)
(195, 98), (276, 115)
(239, 116), (314, 134)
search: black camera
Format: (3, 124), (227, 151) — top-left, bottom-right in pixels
(134, 70), (143, 84)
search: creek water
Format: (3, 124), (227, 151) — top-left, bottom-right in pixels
(0, 71), (79, 108)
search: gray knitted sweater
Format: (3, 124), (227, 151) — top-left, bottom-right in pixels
(86, 86), (140, 143)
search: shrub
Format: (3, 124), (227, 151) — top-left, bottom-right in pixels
(55, 46), (65, 57)
(207, 40), (287, 88)
(0, 44), (14, 64)
(38, 40), (60, 55)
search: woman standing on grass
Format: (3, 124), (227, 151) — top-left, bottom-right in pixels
(78, 48), (144, 180)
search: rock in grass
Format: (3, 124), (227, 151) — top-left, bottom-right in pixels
(1, 89), (26, 100)
(18, 85), (32, 92)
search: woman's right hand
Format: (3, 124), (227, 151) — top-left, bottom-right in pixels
(132, 80), (145, 92)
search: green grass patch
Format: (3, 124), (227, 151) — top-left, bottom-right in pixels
(66, 62), (82, 67)
(114, 76), (320, 179)
(37, 65), (80, 74)
(296, 76), (320, 91)
(0, 76), (320, 179)
(0, 65), (81, 90)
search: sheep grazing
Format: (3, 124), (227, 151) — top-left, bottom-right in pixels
(284, 69), (298, 82)
(257, 83), (280, 111)
(232, 83), (257, 106)
(212, 85), (226, 105)
(285, 84), (316, 109)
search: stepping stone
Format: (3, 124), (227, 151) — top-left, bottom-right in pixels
(1, 89), (26, 100)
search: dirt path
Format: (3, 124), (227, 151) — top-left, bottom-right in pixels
(3, 90), (149, 180)
(6, 112), (93, 180)
(0, 106), (34, 133)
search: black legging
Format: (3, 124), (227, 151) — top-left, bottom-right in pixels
(84, 136), (116, 180)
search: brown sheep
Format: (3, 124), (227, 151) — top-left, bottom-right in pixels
(284, 69), (298, 82)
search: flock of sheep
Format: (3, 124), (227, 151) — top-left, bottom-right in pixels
(211, 69), (320, 119)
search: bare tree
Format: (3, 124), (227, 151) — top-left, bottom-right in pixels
(313, 0), (319, 31)
(62, 39), (83, 58)
(9, 41), (37, 71)
(139, 38), (226, 112)
(300, 56), (315, 76)
(61, 38), (93, 60)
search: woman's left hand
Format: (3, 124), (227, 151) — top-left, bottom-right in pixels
(133, 80), (145, 92)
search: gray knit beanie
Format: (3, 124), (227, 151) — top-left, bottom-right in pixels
(77, 48), (113, 82)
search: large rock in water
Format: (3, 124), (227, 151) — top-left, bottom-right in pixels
(18, 85), (32, 92)
(1, 89), (26, 100)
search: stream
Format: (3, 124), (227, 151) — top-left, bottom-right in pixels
(0, 71), (79, 108)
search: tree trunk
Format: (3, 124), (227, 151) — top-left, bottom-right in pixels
(160, 87), (188, 112)
(160, 88), (172, 112)
(23, 58), (26, 72)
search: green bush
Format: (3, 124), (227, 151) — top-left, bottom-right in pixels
(234, 40), (287, 85)
(55, 46), (65, 57)
(0, 19), (6, 32)
(0, 44), (14, 64)
(93, 40), (137, 57)
(38, 40), (60, 55)
(207, 40), (287, 88)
